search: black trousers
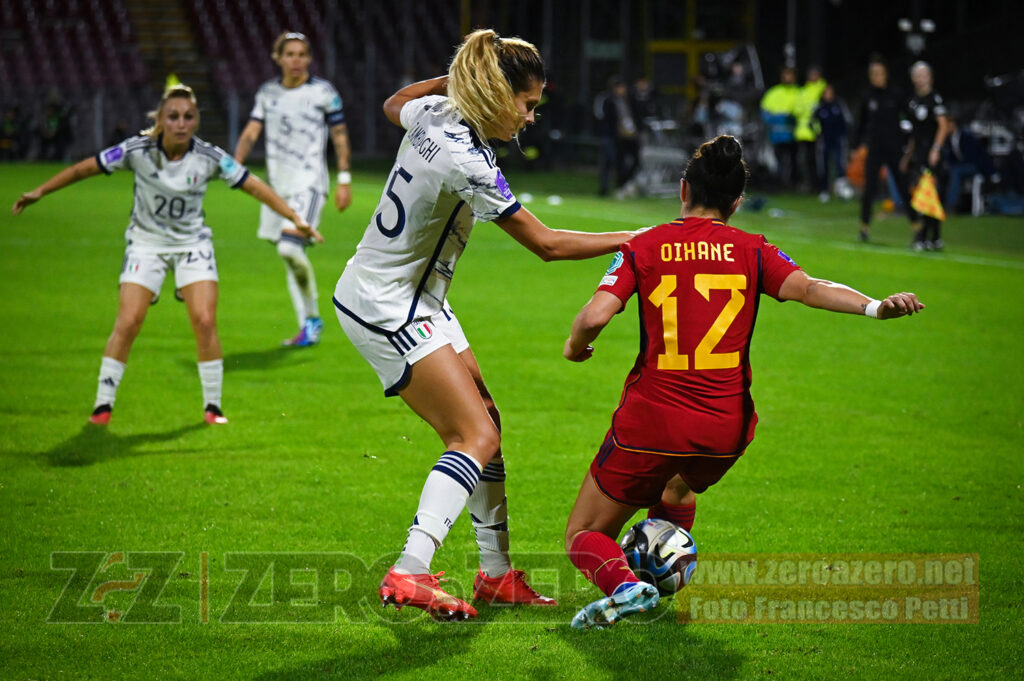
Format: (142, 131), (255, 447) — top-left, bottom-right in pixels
(860, 143), (917, 225)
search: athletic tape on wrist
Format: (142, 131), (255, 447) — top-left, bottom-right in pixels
(865, 300), (882, 319)
(337, 171), (352, 185)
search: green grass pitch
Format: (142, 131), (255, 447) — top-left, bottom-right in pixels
(1, 161), (1022, 680)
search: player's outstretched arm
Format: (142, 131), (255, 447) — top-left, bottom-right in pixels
(496, 206), (636, 262)
(564, 291), (623, 362)
(778, 270), (925, 319)
(240, 174), (323, 243)
(12, 157), (102, 215)
(233, 120), (263, 164)
(383, 76), (448, 127)
(330, 122), (352, 211)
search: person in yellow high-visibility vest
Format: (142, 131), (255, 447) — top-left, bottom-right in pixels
(795, 67), (827, 193)
(761, 67), (800, 189)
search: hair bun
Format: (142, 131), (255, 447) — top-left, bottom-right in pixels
(707, 135), (742, 175)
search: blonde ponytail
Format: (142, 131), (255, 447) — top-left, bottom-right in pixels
(447, 29), (544, 142)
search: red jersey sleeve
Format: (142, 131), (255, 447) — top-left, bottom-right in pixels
(596, 244), (637, 306)
(760, 239), (802, 299)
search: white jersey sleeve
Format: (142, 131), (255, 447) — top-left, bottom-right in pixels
(249, 84), (268, 122)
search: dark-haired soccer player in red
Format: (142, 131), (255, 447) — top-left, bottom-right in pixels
(562, 135), (925, 629)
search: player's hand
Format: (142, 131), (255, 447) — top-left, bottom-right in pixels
(564, 338), (594, 362)
(878, 292), (925, 319)
(928, 147), (941, 169)
(335, 183), (352, 212)
(12, 189), (42, 215)
(292, 220), (324, 244)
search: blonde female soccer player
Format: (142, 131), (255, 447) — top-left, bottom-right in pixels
(334, 29), (640, 620)
(234, 31), (353, 347)
(12, 85), (316, 425)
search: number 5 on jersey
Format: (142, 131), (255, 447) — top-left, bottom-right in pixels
(376, 166), (413, 237)
(648, 273), (747, 371)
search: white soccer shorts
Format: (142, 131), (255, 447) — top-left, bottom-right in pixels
(335, 301), (470, 396)
(258, 187), (325, 242)
(119, 241), (218, 294)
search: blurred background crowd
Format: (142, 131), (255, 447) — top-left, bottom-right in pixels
(1, 0), (1021, 215)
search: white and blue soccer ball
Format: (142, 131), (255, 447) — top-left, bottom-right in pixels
(620, 518), (697, 596)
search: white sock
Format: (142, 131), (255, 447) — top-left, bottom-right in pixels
(396, 451), (482, 575)
(197, 359), (223, 409)
(94, 356), (126, 409)
(467, 456), (512, 577)
(278, 239), (318, 324)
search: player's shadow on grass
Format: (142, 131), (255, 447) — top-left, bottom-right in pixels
(180, 347), (312, 372)
(253, 622), (484, 680)
(40, 423), (206, 467)
(555, 612), (746, 681)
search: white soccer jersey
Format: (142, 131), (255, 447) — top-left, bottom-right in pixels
(334, 95), (521, 333)
(249, 76), (345, 196)
(96, 135), (249, 251)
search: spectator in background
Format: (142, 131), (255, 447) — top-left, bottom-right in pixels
(902, 61), (951, 250)
(631, 76), (657, 132)
(853, 55), (916, 242)
(761, 67), (800, 190)
(0, 107), (27, 160)
(795, 66), (826, 193)
(943, 116), (997, 213)
(597, 76), (640, 197)
(38, 101), (73, 162)
(815, 83), (850, 200)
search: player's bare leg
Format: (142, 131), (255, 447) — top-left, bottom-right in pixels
(180, 281), (226, 424)
(458, 347), (556, 606)
(647, 474), (697, 530)
(566, 473), (658, 628)
(90, 283), (152, 424)
(378, 346), (497, 620)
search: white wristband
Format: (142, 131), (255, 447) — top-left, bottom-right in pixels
(336, 171), (352, 185)
(864, 300), (882, 319)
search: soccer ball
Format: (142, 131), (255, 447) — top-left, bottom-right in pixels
(620, 518), (697, 596)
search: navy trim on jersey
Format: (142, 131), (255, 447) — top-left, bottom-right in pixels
(325, 110), (346, 126)
(96, 151), (113, 175)
(249, 116), (264, 124)
(280, 232), (308, 246)
(332, 296), (394, 335)
(384, 363), (412, 397)
(496, 200), (522, 221)
(407, 200), (466, 325)
(230, 169), (250, 189)
(305, 189), (322, 222)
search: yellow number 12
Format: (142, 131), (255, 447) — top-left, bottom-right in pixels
(648, 274), (747, 371)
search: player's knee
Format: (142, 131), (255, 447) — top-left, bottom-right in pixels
(190, 310), (217, 335)
(463, 425), (501, 462)
(114, 311), (146, 339)
(277, 238), (306, 265)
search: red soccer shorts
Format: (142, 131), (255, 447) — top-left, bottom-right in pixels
(589, 432), (743, 507)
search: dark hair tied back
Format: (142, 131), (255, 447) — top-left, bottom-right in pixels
(683, 135), (749, 217)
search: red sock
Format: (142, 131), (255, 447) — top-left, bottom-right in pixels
(648, 499), (696, 531)
(569, 531), (640, 597)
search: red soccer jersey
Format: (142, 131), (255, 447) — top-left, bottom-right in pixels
(597, 217), (801, 457)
